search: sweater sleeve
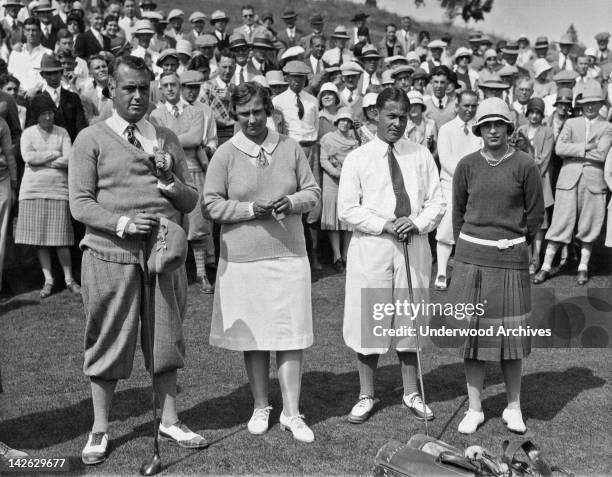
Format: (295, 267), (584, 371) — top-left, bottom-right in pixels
(0, 118), (16, 184)
(48, 128), (71, 169)
(203, 148), (254, 223)
(523, 159), (545, 240)
(69, 130), (123, 234)
(452, 158), (468, 242)
(157, 129), (199, 214)
(20, 128), (59, 166)
(286, 145), (321, 215)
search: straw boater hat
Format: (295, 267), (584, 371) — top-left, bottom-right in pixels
(331, 25), (350, 40)
(36, 54), (63, 72)
(501, 41), (520, 55)
(472, 97), (515, 137)
(133, 19), (155, 35)
(534, 36), (549, 49)
(333, 106), (354, 125)
(210, 10), (229, 23)
(266, 70), (288, 86)
(576, 83), (605, 104)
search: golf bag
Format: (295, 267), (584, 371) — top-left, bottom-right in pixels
(374, 434), (573, 477)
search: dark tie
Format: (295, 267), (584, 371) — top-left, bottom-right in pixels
(438, 98), (443, 110)
(126, 124), (143, 150)
(387, 144), (411, 218)
(172, 105), (179, 118)
(296, 93), (304, 119)
(240, 67), (246, 84)
(463, 122), (469, 135)
(315, 59), (322, 75)
(561, 56), (567, 70)
(338, 48), (344, 66)
(347, 90), (353, 103)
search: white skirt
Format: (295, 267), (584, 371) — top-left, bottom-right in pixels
(343, 231), (432, 355)
(210, 256), (313, 351)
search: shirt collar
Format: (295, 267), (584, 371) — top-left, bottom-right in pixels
(215, 76), (228, 88)
(230, 128), (280, 157)
(45, 85), (61, 97)
(108, 109), (150, 136)
(165, 98), (188, 114)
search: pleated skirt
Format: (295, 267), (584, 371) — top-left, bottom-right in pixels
(15, 199), (74, 246)
(449, 261), (532, 361)
(320, 173), (352, 231)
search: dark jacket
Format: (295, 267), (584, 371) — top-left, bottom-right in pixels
(26, 88), (88, 141)
(75, 30), (110, 59)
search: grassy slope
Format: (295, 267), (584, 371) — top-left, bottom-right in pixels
(157, 0), (483, 48)
(1, 265), (611, 476)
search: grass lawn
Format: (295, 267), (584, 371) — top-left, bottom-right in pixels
(1, 260), (610, 476)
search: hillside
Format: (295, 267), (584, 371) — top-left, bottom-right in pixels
(155, 0), (489, 49)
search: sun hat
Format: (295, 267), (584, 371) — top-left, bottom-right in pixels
(333, 106), (354, 124)
(407, 90), (426, 110)
(266, 70), (288, 86)
(317, 82), (340, 102)
(533, 58), (552, 79)
(454, 46), (472, 61)
(472, 97), (514, 137)
(483, 48), (497, 60)
(526, 97), (545, 116)
(575, 83), (605, 103)
(362, 92), (378, 108)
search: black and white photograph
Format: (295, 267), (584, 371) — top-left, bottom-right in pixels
(0, 0), (610, 475)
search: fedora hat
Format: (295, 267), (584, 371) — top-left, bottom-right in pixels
(266, 70), (288, 86)
(3, 0), (24, 7)
(576, 83), (605, 103)
(281, 8), (297, 20)
(559, 34), (575, 45)
(331, 25), (350, 39)
(36, 54), (63, 72)
(229, 34), (249, 49)
(472, 97), (514, 137)
(210, 10), (229, 22)
(133, 19), (155, 35)
(252, 37), (274, 49)
(534, 36), (549, 48)
(554, 88), (574, 105)
(501, 41), (519, 55)
(533, 58), (552, 79)
(33, 0), (54, 12)
(145, 216), (188, 275)
(189, 11), (207, 23)
(360, 44), (382, 59)
(309, 13), (324, 24)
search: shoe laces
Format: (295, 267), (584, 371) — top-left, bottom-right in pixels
(354, 395), (373, 411)
(408, 393), (429, 411)
(287, 414), (308, 429)
(90, 432), (106, 446)
(252, 406), (272, 420)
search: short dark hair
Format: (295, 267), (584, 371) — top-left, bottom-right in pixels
(418, 30), (430, 42)
(56, 28), (71, 40)
(0, 73), (19, 88)
(57, 50), (75, 61)
(430, 65), (451, 79)
(188, 54), (209, 71)
(310, 34), (326, 46)
(385, 23), (397, 31)
(112, 55), (150, 81)
(23, 18), (40, 29)
(457, 89), (478, 104)
(376, 87), (409, 111)
(230, 81), (273, 119)
(241, 4), (255, 13)
(87, 53), (107, 68)
(104, 14), (118, 27)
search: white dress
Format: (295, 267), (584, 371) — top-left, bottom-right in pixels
(338, 136), (446, 354)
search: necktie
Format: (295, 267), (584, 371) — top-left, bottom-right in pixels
(561, 55), (567, 70)
(172, 105), (179, 118)
(51, 89), (59, 107)
(256, 149), (269, 168)
(338, 48), (344, 66)
(315, 59), (322, 75)
(522, 104), (526, 115)
(240, 67), (246, 84)
(126, 124), (143, 150)
(296, 93), (304, 119)
(387, 144), (411, 218)
(347, 90), (353, 103)
(438, 98), (443, 110)
(463, 122), (469, 135)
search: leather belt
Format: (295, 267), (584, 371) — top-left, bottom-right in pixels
(459, 232), (526, 250)
(299, 140), (317, 147)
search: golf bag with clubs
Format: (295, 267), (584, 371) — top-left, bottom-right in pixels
(374, 434), (573, 477)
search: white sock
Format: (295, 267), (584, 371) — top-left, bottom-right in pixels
(578, 245), (591, 272)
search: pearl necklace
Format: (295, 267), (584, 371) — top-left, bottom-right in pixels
(481, 145), (513, 167)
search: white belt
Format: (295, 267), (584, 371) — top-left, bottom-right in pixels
(459, 232), (526, 250)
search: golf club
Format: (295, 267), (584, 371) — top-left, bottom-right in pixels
(139, 238), (163, 476)
(402, 237), (430, 436)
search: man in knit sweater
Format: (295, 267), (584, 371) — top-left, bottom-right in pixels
(150, 71), (215, 293)
(69, 56), (205, 465)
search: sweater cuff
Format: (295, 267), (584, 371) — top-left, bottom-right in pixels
(116, 216), (134, 238)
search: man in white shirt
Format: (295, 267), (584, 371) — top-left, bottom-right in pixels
(338, 87), (445, 425)
(339, 61), (364, 121)
(229, 34), (256, 85)
(8, 18), (51, 95)
(79, 54), (111, 124)
(556, 34), (575, 72)
(56, 29), (88, 82)
(423, 66), (456, 131)
(358, 44), (381, 95)
(434, 90), (481, 289)
(130, 19), (155, 60)
(512, 78), (534, 125)
(273, 60), (322, 269)
(117, 0), (138, 42)
(397, 16), (417, 53)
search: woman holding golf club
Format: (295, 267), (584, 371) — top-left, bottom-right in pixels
(204, 81), (321, 443)
(451, 97), (544, 435)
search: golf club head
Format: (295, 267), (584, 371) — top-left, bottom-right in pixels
(139, 452), (162, 476)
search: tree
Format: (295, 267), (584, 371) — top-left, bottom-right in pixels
(366, 0), (494, 22)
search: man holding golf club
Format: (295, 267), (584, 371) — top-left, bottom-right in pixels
(338, 87), (445, 424)
(69, 55), (206, 467)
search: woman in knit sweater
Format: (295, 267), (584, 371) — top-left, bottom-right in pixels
(15, 94), (80, 299)
(319, 107), (357, 273)
(204, 82), (320, 443)
(451, 98), (544, 435)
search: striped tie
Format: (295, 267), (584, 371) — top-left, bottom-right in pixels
(126, 124), (143, 150)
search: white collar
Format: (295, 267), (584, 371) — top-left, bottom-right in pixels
(432, 95), (448, 107)
(230, 128), (280, 157)
(215, 76), (229, 88)
(108, 109), (151, 135)
(164, 98), (188, 114)
(45, 85), (61, 97)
